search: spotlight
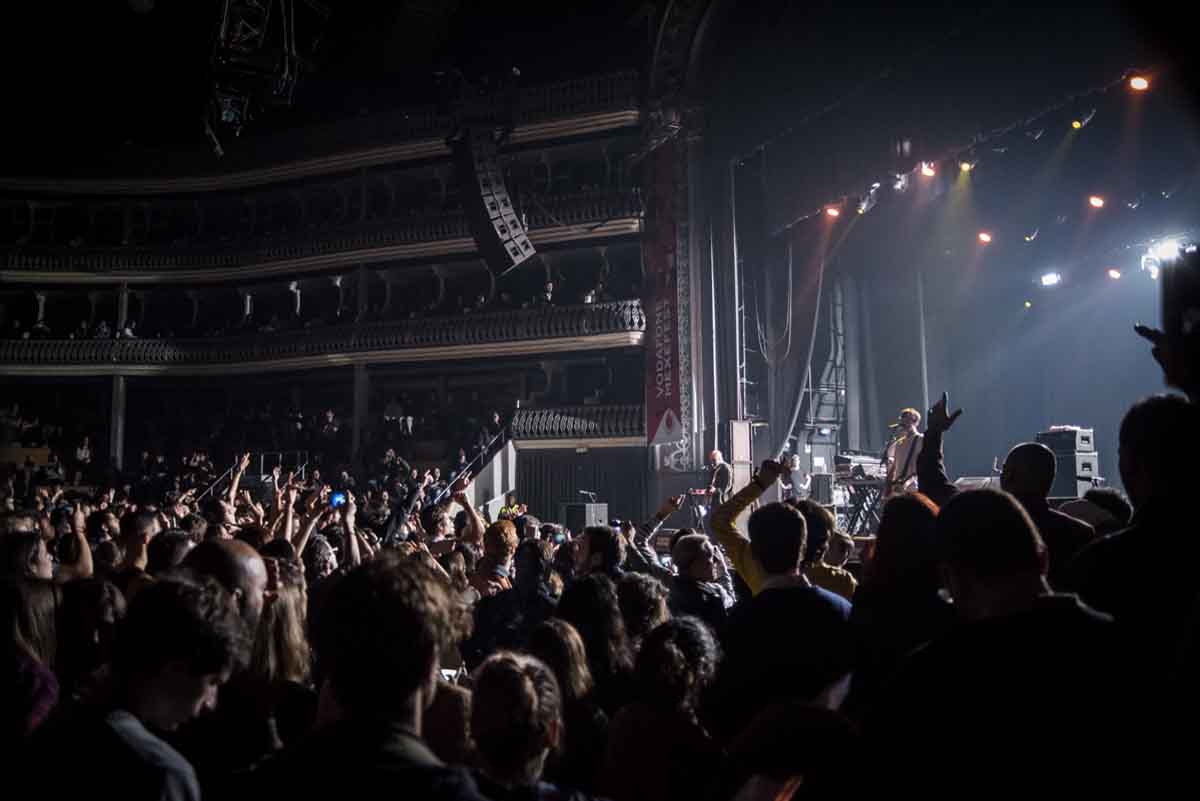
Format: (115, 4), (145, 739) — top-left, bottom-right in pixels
(1071, 120), (1083, 130)
(1149, 264), (1160, 280)
(959, 160), (974, 172)
(1040, 272), (1063, 287)
(1129, 75), (1150, 91)
(978, 232), (993, 244)
(1153, 239), (1182, 261)
(1088, 195), (1105, 209)
(893, 173), (910, 193)
(920, 162), (936, 177)
(1107, 268), (1122, 280)
(825, 206), (841, 218)
(1024, 229), (1039, 242)
(1024, 300), (1033, 309)
(857, 194), (876, 215)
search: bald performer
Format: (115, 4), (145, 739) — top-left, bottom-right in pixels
(1000, 442), (1096, 589)
(182, 540), (268, 632)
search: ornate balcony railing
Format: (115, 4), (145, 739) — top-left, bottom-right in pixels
(511, 404), (646, 440)
(1, 190), (643, 276)
(0, 301), (646, 371)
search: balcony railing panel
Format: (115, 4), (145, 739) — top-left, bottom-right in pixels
(1, 191), (642, 275)
(510, 403), (645, 440)
(0, 301), (645, 368)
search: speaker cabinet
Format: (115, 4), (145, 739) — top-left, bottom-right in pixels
(452, 128), (536, 274)
(559, 503), (609, 533)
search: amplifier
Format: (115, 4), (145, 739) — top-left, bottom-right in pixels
(811, 473), (834, 505)
(559, 503), (609, 533)
(1036, 427), (1094, 454)
(1048, 452), (1099, 500)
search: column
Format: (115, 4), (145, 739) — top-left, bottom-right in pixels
(351, 365), (369, 466)
(331, 275), (344, 321)
(34, 291), (47, 323)
(87, 291), (100, 326)
(116, 283), (130, 329)
(238, 288), (253, 324)
(288, 281), (301, 319)
(356, 265), (369, 320)
(110, 376), (127, 472)
(186, 290), (201, 330)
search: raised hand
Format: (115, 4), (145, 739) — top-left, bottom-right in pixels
(451, 471), (472, 500)
(756, 459), (788, 486)
(927, 391), (963, 434)
(237, 452), (252, 474)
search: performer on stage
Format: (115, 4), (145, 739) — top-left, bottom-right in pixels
(883, 407), (924, 499)
(707, 449), (734, 505)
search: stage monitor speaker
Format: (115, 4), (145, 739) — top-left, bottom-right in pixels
(452, 127), (536, 274)
(560, 503), (609, 533)
(1036, 427), (1095, 454)
(811, 473), (834, 506)
(1048, 451), (1099, 500)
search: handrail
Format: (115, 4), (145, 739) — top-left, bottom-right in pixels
(0, 301), (646, 367)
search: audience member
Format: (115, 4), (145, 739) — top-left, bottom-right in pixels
(555, 574), (634, 716)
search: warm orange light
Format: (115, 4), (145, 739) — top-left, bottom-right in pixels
(920, 162), (936, 177)
(1130, 76), (1150, 91)
(1071, 120), (1083, 130)
(825, 206), (841, 218)
(959, 161), (974, 172)
(978, 232), (993, 244)
(1089, 195), (1105, 209)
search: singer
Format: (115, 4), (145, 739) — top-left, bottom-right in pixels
(883, 407), (924, 499)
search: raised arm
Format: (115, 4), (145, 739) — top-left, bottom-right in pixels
(917, 392), (962, 508)
(451, 472), (485, 547)
(57, 502), (95, 582)
(226, 452), (252, 504)
(341, 492), (362, 568)
(712, 459), (788, 596)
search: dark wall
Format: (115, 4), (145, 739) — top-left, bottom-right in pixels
(517, 446), (648, 525)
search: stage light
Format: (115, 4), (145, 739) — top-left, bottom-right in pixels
(825, 206), (841, 218)
(1071, 120), (1083, 130)
(1024, 300), (1033, 309)
(920, 162), (936, 177)
(1088, 195), (1105, 209)
(871, 182), (881, 190)
(959, 160), (974, 172)
(893, 174), (910, 192)
(1149, 264), (1160, 280)
(1153, 239), (1181, 261)
(1130, 75), (1150, 91)
(1040, 272), (1062, 287)
(978, 232), (993, 244)
(1107, 268), (1122, 280)
(1024, 229), (1039, 242)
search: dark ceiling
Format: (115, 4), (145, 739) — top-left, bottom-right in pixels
(0, 1), (649, 175)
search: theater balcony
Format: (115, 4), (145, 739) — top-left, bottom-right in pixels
(0, 189), (644, 286)
(0, 300), (645, 377)
(0, 71), (642, 195)
(511, 403), (650, 525)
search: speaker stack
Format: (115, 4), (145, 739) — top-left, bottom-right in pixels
(451, 127), (536, 275)
(1035, 427), (1098, 500)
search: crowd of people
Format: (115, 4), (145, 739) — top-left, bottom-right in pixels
(4, 324), (1200, 799)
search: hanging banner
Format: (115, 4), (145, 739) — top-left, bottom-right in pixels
(643, 139), (686, 468)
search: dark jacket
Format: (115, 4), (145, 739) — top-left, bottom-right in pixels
(463, 584), (557, 670)
(246, 719), (487, 801)
(864, 594), (1134, 796)
(668, 576), (730, 631)
(473, 772), (606, 801)
(709, 581), (852, 742)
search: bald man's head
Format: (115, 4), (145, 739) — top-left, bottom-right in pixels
(1000, 442), (1057, 499)
(182, 540), (268, 631)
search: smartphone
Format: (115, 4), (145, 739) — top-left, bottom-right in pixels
(1161, 242), (1200, 342)
(330, 492), (347, 509)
